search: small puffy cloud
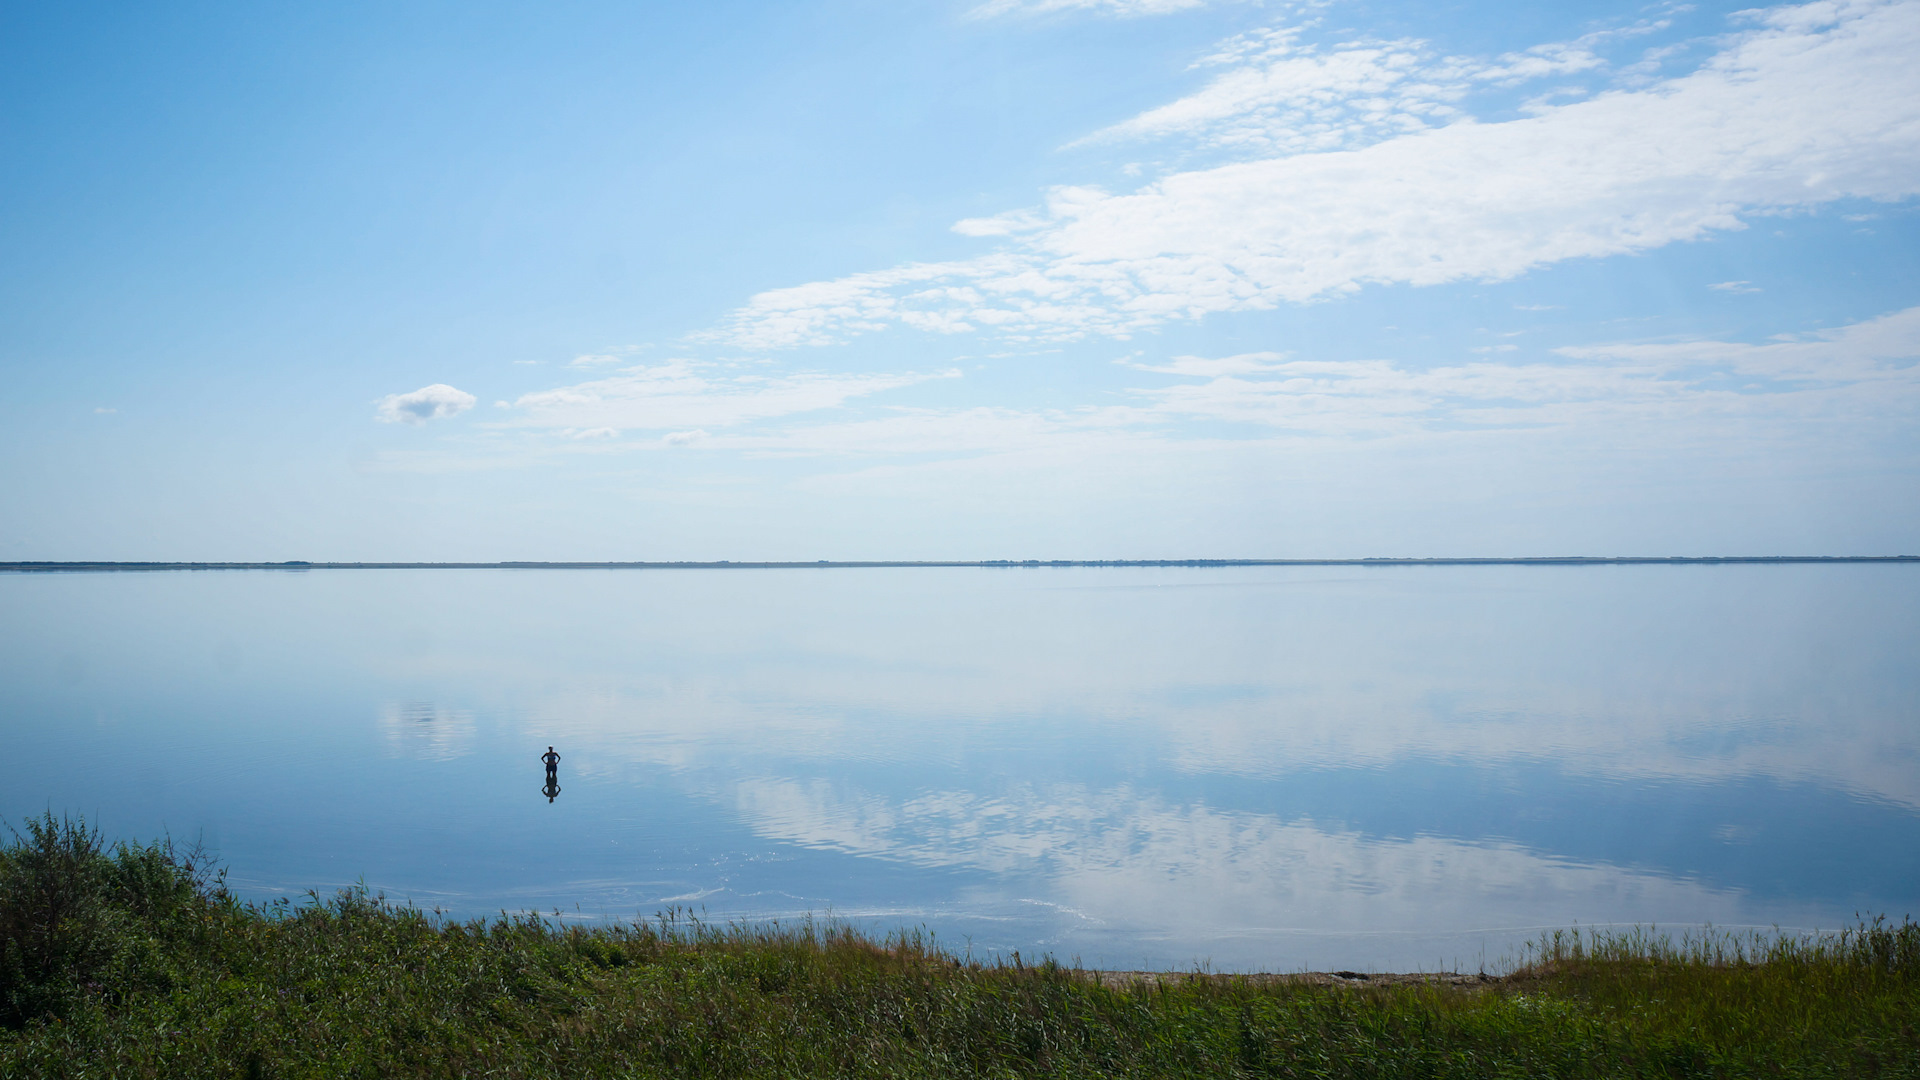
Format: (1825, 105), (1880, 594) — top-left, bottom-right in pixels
(1709, 280), (1762, 293)
(568, 353), (625, 367)
(375, 384), (477, 425)
(663, 429), (710, 445)
(93, 407), (116, 414)
(572, 427), (619, 439)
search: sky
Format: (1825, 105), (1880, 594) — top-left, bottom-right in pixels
(2, 0), (1917, 559)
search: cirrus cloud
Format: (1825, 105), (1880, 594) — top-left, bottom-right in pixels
(969, 0), (1216, 18)
(1072, 15), (1672, 156)
(508, 359), (960, 434)
(706, 0), (1920, 350)
(712, 306), (1920, 455)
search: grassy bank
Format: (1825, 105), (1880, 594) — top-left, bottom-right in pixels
(2, 816), (1916, 1078)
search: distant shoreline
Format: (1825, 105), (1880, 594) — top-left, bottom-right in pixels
(2, 556), (1915, 573)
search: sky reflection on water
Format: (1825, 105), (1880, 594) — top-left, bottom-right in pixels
(2, 565), (1915, 971)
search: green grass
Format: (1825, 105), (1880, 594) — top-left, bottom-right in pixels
(2, 814), (1916, 1078)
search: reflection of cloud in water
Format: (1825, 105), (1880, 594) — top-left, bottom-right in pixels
(1156, 698), (1920, 812)
(525, 670), (1920, 812)
(446, 567), (1919, 809)
(726, 778), (1803, 944)
(379, 702), (476, 760)
(416, 567), (1911, 964)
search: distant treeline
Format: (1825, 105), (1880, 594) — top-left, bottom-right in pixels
(3, 556), (1916, 573)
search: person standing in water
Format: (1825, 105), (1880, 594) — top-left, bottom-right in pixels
(541, 746), (561, 802)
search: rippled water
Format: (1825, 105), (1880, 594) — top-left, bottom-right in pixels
(3, 565), (1915, 971)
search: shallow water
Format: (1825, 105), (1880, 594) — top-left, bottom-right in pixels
(3, 564), (1915, 971)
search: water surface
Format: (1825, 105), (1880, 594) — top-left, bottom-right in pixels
(3, 564), (1915, 971)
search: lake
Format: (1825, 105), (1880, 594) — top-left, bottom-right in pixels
(3, 564), (1915, 972)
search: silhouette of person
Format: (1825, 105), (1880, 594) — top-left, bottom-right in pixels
(542, 746), (560, 773)
(540, 746), (562, 802)
(542, 777), (562, 803)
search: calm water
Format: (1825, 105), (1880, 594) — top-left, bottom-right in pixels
(3, 565), (1916, 971)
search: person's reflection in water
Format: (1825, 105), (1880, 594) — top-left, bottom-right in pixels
(541, 746), (561, 803)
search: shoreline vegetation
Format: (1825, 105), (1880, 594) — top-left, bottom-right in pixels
(1, 555), (1916, 574)
(4, 818), (1916, 1077)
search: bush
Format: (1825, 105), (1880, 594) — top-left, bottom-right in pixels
(0, 814), (221, 1027)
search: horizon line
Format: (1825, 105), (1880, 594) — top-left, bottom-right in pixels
(2, 556), (1916, 573)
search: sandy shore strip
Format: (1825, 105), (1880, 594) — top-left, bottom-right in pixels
(1086, 970), (1501, 990)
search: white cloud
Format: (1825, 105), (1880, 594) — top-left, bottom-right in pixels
(709, 0), (1920, 348)
(568, 353), (625, 367)
(951, 208), (1050, 237)
(1073, 17), (1659, 157)
(1123, 306), (1920, 434)
(1553, 303), (1920, 384)
(718, 306), (1920, 452)
(508, 358), (958, 433)
(1122, 350), (1291, 376)
(1077, 30), (1460, 155)
(375, 383), (477, 425)
(387, 308), (1917, 481)
(721, 406), (1130, 458)
(1709, 280), (1762, 293)
(969, 0), (1213, 17)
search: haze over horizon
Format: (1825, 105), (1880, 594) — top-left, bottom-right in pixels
(4, 0), (1918, 560)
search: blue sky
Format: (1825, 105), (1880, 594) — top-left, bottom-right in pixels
(3, 0), (1917, 559)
